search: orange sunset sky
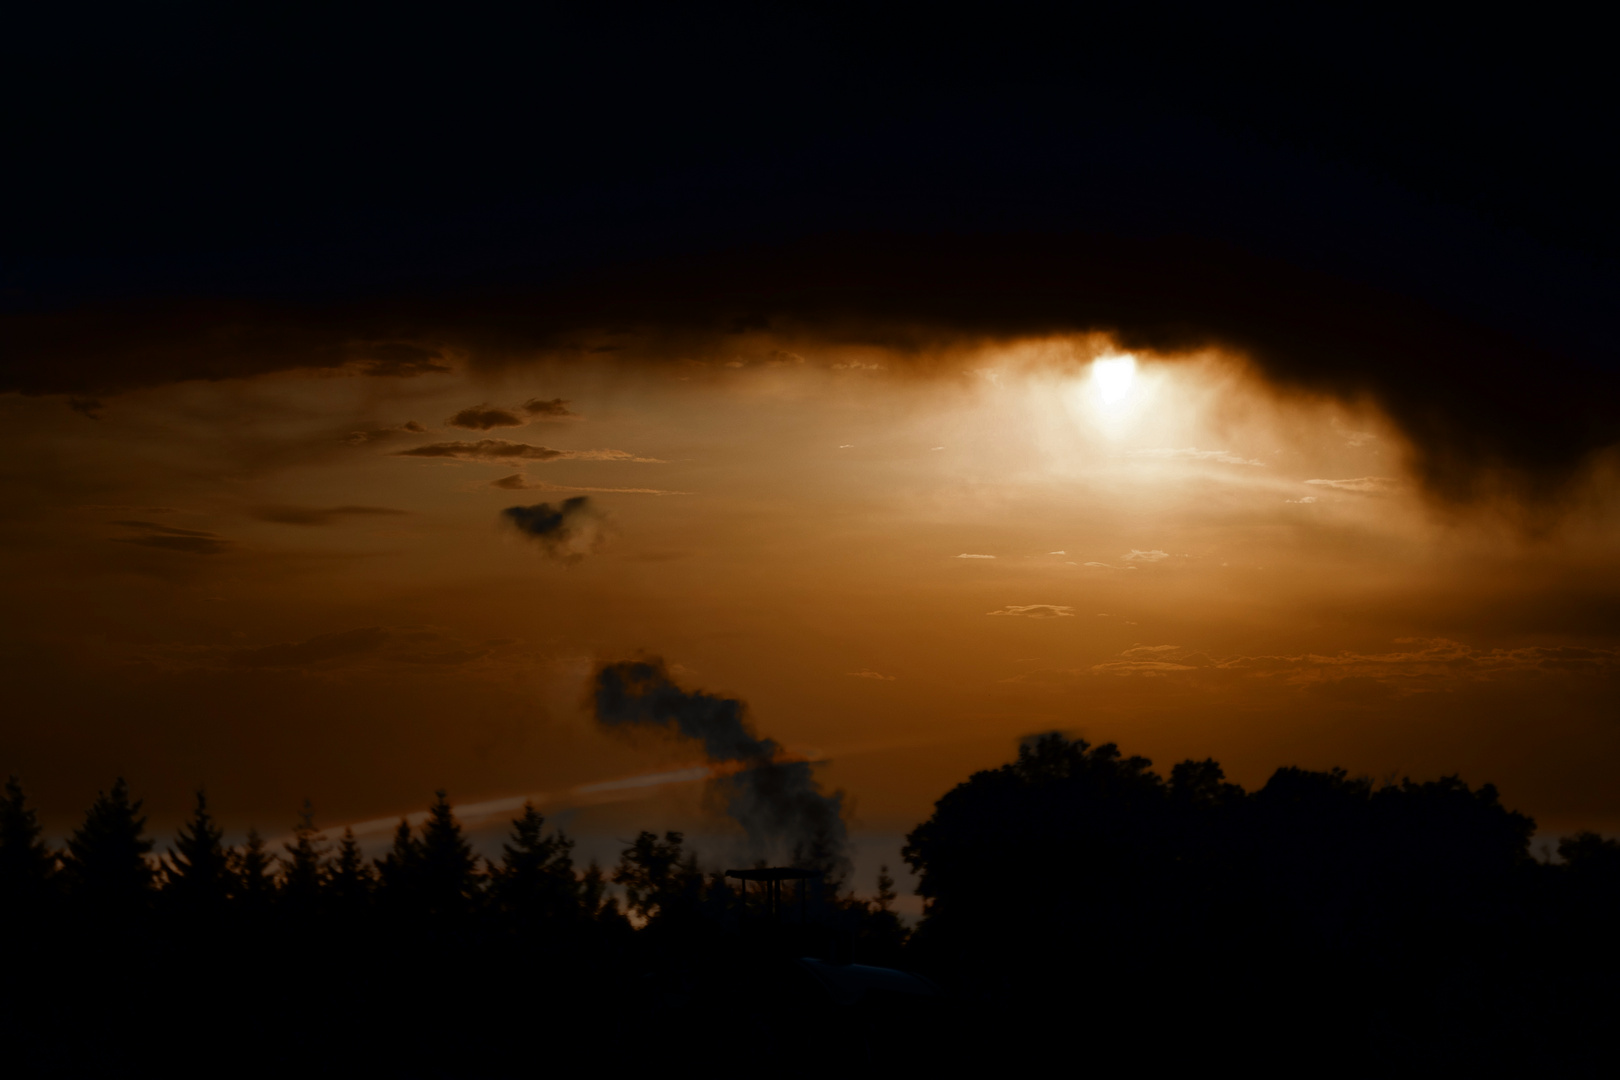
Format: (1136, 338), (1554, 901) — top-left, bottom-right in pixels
(5, 330), (1617, 873)
(4, 7), (1617, 894)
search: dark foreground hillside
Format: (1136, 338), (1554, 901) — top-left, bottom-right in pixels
(3, 735), (1617, 1077)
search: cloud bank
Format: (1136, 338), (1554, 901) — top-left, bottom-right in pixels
(7, 231), (1613, 506)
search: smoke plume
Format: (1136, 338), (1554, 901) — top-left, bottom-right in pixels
(592, 657), (850, 883)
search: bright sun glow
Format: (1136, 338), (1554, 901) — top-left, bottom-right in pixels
(1091, 353), (1137, 406)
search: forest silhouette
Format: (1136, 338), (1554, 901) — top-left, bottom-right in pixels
(3, 735), (1618, 1076)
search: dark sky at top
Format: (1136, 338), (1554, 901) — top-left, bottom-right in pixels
(3, 5), (1616, 495)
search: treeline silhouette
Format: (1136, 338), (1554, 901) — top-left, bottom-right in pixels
(4, 736), (1619, 1076)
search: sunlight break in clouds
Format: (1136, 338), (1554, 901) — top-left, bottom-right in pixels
(1090, 353), (1137, 406)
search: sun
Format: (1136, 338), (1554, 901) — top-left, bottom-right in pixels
(1090, 353), (1137, 406)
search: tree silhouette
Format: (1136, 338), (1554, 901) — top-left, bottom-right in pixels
(163, 789), (233, 913)
(15, 738), (1618, 1075)
(902, 733), (1169, 961)
(416, 792), (481, 919)
(61, 778), (154, 913)
(579, 858), (622, 925)
(491, 802), (578, 924)
(615, 830), (700, 923)
(280, 799), (329, 913)
(327, 826), (375, 912)
(375, 817), (420, 909)
(1559, 830), (1620, 881)
(0, 776), (56, 910)
(233, 828), (277, 912)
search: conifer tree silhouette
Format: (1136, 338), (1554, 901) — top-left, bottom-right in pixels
(280, 799), (329, 912)
(0, 776), (56, 909)
(163, 789), (233, 913)
(61, 778), (154, 912)
(327, 826), (375, 911)
(233, 828), (277, 911)
(492, 802), (577, 922)
(375, 817), (420, 907)
(417, 791), (481, 919)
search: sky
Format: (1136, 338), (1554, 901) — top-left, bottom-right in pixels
(3, 8), (1617, 878)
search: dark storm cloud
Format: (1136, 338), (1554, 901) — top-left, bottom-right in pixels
(446, 404), (524, 430)
(250, 505), (408, 526)
(500, 497), (608, 562)
(0, 297), (458, 398)
(3, 12), (1611, 503)
(109, 521), (231, 555)
(6, 234), (1611, 504)
(593, 657), (849, 877)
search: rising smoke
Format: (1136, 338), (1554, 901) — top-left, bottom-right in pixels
(592, 657), (850, 884)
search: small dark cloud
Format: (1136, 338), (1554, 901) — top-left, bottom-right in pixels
(394, 440), (657, 463)
(250, 505), (409, 526)
(522, 397), (576, 417)
(109, 520), (231, 555)
(344, 420), (429, 445)
(500, 496), (609, 562)
(398, 440), (564, 461)
(490, 474), (687, 495)
(68, 396), (104, 419)
(230, 627), (391, 668)
(447, 404), (524, 430)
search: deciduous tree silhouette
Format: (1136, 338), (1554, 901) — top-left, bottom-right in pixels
(579, 858), (626, 927)
(615, 830), (701, 923)
(1559, 830), (1620, 882)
